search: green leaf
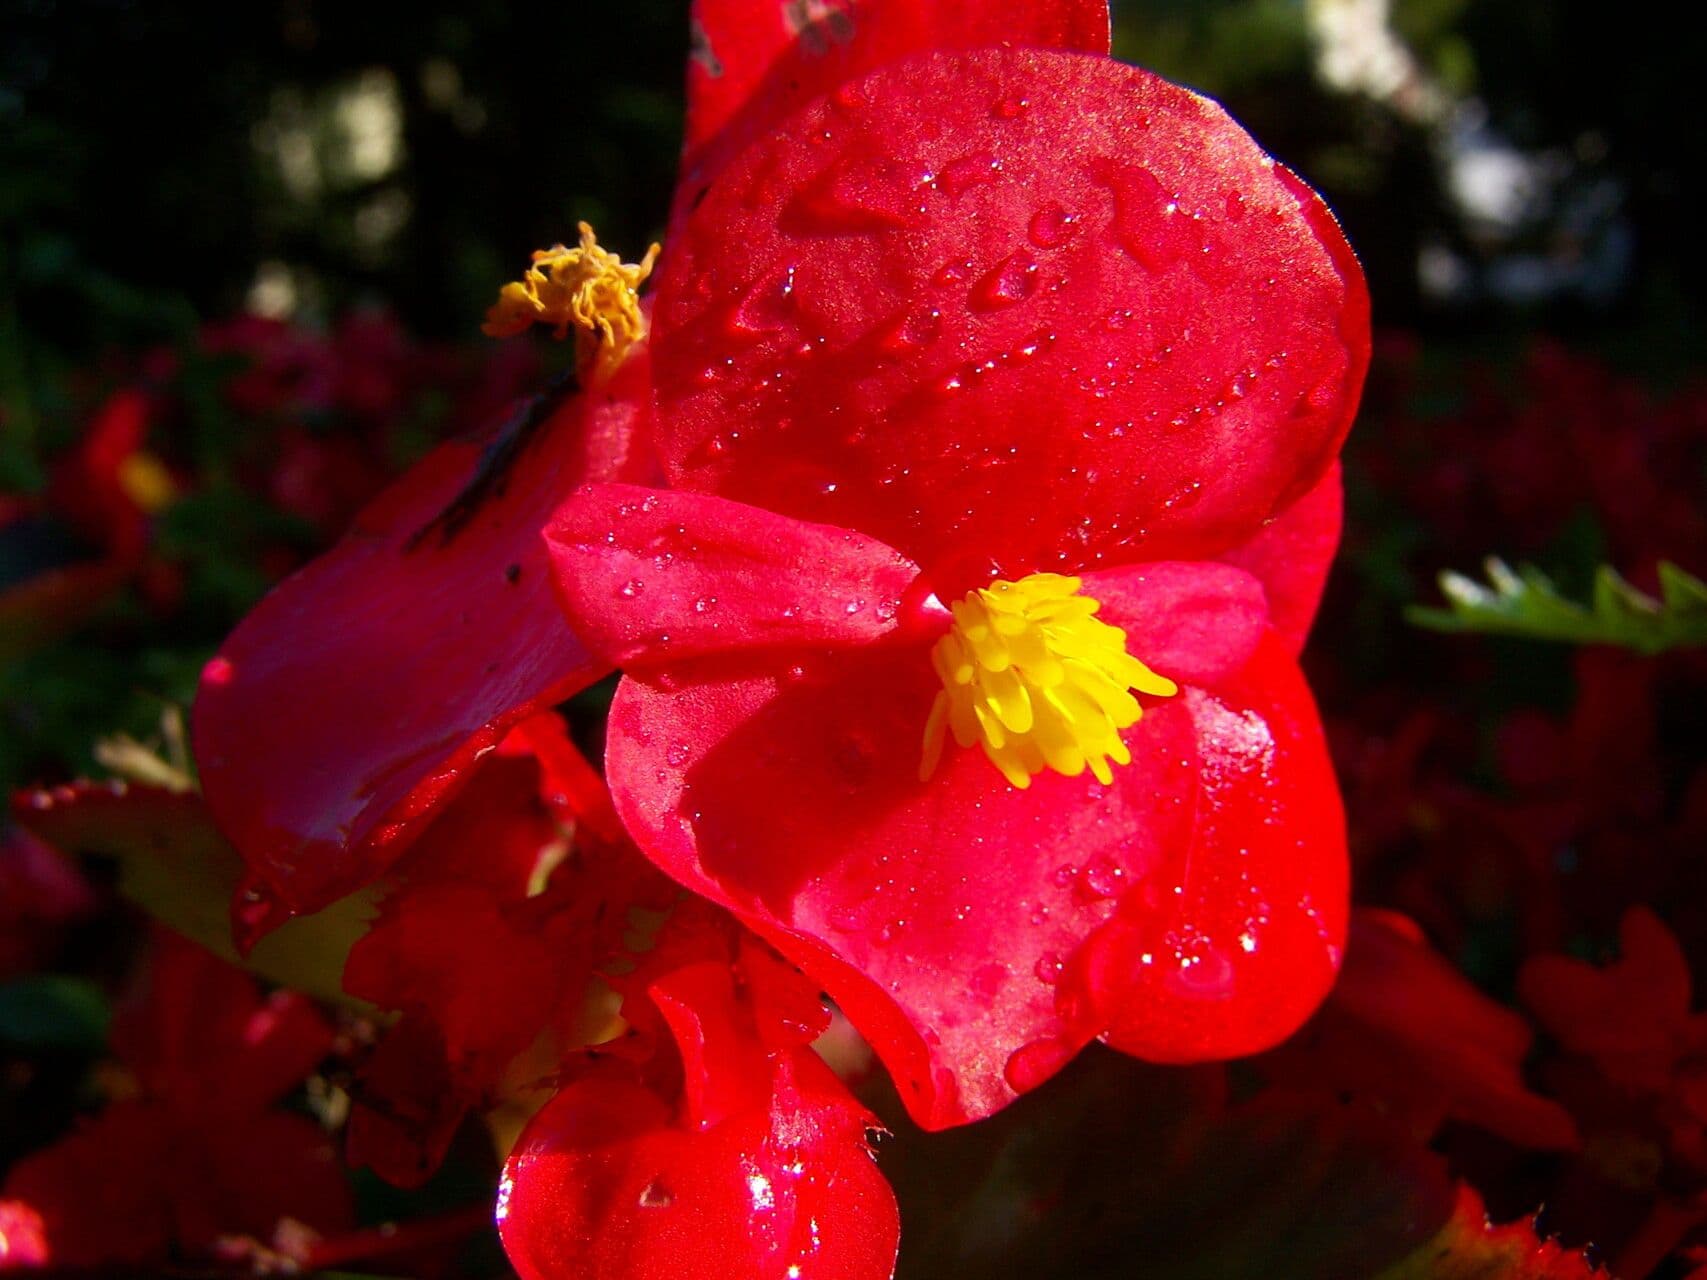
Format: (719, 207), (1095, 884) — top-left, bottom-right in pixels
(1407, 558), (1707, 655)
(13, 782), (375, 1006)
(0, 975), (110, 1051)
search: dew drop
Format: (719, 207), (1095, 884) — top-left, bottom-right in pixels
(932, 259), (973, 287)
(970, 249), (1040, 310)
(878, 306), (942, 353)
(1003, 1037), (1074, 1094)
(619, 579), (644, 598)
(1077, 856), (1125, 901)
(937, 151), (1001, 199)
(638, 1179), (674, 1208)
(1027, 202), (1072, 248)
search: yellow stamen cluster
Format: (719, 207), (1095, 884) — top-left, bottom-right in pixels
(483, 222), (661, 374)
(920, 574), (1178, 789)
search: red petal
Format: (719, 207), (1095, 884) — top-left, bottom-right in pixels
(1263, 909), (1579, 1151)
(547, 484), (919, 666)
(1219, 460), (1343, 655)
(0, 1104), (176, 1268)
(604, 568), (1342, 1127)
(185, 1110), (355, 1250)
(680, 0), (1110, 223)
(193, 358), (651, 915)
(113, 931), (334, 1117)
(1082, 560), (1268, 689)
(346, 1014), (468, 1188)
(1062, 631), (1346, 1065)
(0, 1202), (49, 1268)
(655, 48), (1369, 583)
(343, 885), (567, 1089)
(1518, 905), (1691, 1071)
(498, 1057), (897, 1280)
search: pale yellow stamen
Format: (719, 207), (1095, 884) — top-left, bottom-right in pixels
(920, 573), (1178, 789)
(116, 452), (176, 513)
(483, 222), (661, 375)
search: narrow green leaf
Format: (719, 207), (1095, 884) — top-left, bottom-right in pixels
(1407, 558), (1707, 655)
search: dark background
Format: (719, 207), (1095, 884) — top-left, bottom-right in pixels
(3, 0), (1701, 356)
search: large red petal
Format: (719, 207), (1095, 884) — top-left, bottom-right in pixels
(1067, 633), (1346, 1065)
(655, 48), (1369, 585)
(498, 1056), (897, 1280)
(605, 564), (1343, 1128)
(547, 484), (919, 667)
(192, 357), (651, 916)
(680, 0), (1110, 224)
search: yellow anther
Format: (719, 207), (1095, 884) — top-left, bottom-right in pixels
(483, 222), (661, 375)
(920, 573), (1178, 789)
(116, 451), (176, 513)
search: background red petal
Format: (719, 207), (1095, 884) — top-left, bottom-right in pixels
(679, 0), (1110, 226)
(192, 358), (651, 916)
(655, 48), (1369, 589)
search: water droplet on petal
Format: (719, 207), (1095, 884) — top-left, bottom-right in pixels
(937, 151), (1001, 199)
(1028, 202), (1073, 248)
(970, 249), (1040, 311)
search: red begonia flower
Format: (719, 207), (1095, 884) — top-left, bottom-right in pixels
(187, 2), (1121, 933)
(0, 932), (351, 1270)
(498, 905), (897, 1280)
(193, 355), (652, 921)
(547, 37), (1365, 1127)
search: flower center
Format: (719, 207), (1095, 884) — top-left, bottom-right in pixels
(919, 573), (1178, 789)
(482, 222), (661, 375)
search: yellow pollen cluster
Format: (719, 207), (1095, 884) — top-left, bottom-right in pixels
(482, 222), (661, 373)
(920, 574), (1179, 789)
